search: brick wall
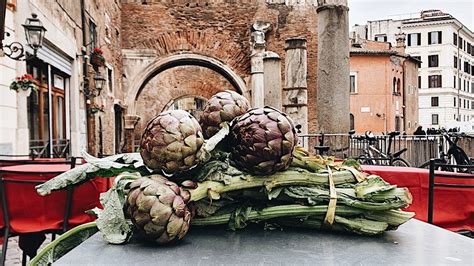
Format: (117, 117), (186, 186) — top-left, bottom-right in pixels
(121, 0), (319, 137)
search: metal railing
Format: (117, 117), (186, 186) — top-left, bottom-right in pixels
(298, 134), (473, 167)
(29, 139), (70, 158)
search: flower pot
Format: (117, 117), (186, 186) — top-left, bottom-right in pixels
(90, 54), (105, 67)
(18, 87), (32, 97)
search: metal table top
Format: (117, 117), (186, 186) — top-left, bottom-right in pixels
(56, 219), (473, 265)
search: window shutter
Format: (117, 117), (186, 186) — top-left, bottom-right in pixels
(417, 33), (421, 45)
(428, 32), (432, 45)
(438, 31), (442, 44)
(408, 35), (411, 46)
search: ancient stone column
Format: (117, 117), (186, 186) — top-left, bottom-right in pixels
(283, 38), (308, 136)
(316, 0), (350, 134)
(263, 51), (282, 109)
(250, 49), (265, 108)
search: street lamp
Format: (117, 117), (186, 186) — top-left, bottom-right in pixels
(1, 13), (46, 60)
(93, 73), (106, 96)
(22, 13), (47, 56)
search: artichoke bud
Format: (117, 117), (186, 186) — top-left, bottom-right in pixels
(230, 106), (297, 175)
(200, 90), (251, 139)
(125, 175), (191, 244)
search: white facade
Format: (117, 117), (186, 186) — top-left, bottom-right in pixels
(354, 11), (474, 132)
(0, 1), (87, 155)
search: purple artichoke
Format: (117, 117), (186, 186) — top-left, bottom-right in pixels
(140, 110), (204, 174)
(200, 90), (251, 139)
(126, 175), (191, 244)
(229, 106), (297, 175)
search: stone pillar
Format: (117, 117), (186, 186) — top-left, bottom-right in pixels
(124, 114), (140, 152)
(250, 49), (265, 108)
(283, 38), (308, 137)
(263, 51), (282, 109)
(316, 0), (350, 134)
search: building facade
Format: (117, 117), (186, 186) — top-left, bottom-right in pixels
(349, 40), (419, 134)
(352, 10), (474, 132)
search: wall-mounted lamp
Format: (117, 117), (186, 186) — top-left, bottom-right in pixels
(1, 13), (46, 61)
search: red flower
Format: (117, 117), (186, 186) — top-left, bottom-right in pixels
(93, 47), (103, 55)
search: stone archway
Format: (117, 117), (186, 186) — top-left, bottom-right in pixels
(125, 53), (248, 115)
(123, 53), (248, 152)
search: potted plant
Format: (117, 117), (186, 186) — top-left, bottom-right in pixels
(89, 103), (105, 114)
(90, 47), (105, 68)
(10, 74), (36, 96)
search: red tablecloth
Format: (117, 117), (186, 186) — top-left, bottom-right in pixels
(0, 164), (109, 236)
(362, 165), (474, 232)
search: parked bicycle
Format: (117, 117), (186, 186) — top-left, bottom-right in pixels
(418, 130), (473, 173)
(355, 131), (410, 167)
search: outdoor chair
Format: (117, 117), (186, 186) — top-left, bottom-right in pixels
(0, 158), (77, 265)
(427, 159), (474, 237)
(28, 222), (98, 266)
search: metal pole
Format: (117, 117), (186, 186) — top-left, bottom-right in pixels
(427, 159), (435, 224)
(48, 65), (53, 158)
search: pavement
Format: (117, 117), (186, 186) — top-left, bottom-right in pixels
(2, 235), (52, 265)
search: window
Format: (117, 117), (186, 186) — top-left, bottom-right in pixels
(428, 55), (439, 67)
(418, 76), (421, 88)
(454, 56), (457, 68)
(375, 35), (387, 42)
(431, 97), (439, 107)
(464, 62), (470, 74)
(349, 73), (357, 93)
(408, 33), (421, 46)
(468, 43), (472, 54)
(453, 76), (456, 88)
(428, 31), (442, 44)
(350, 113), (354, 130)
(459, 37), (463, 49)
(107, 67), (113, 93)
(454, 97), (456, 107)
(432, 114), (439, 125)
(453, 33), (457, 45)
(471, 65), (474, 75)
(428, 75), (442, 88)
(472, 101), (474, 109)
(395, 116), (401, 131)
(392, 77), (397, 94)
(104, 13), (111, 44)
(89, 20), (97, 49)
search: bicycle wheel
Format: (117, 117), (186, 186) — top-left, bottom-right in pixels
(418, 159), (452, 171)
(391, 158), (410, 167)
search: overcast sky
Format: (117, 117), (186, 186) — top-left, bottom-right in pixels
(348, 0), (474, 30)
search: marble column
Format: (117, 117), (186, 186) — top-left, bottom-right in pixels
(263, 51), (282, 109)
(316, 0), (350, 134)
(283, 38), (308, 137)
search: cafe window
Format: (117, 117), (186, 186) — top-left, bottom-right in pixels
(428, 55), (439, 67)
(428, 31), (442, 45)
(26, 60), (69, 157)
(431, 97), (439, 107)
(428, 75), (442, 88)
(432, 114), (439, 125)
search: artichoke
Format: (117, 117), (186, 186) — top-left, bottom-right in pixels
(126, 175), (191, 244)
(200, 90), (251, 139)
(230, 106), (297, 175)
(140, 110), (204, 174)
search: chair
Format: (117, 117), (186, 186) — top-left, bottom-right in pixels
(0, 158), (77, 265)
(28, 222), (98, 266)
(427, 159), (474, 234)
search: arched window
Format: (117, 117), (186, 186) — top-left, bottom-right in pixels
(350, 113), (355, 131)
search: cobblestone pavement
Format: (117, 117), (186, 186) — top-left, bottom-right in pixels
(2, 235), (52, 266)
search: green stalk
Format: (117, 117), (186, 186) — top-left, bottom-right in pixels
(363, 209), (415, 226)
(190, 204), (365, 226)
(188, 170), (357, 202)
(277, 216), (389, 235)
